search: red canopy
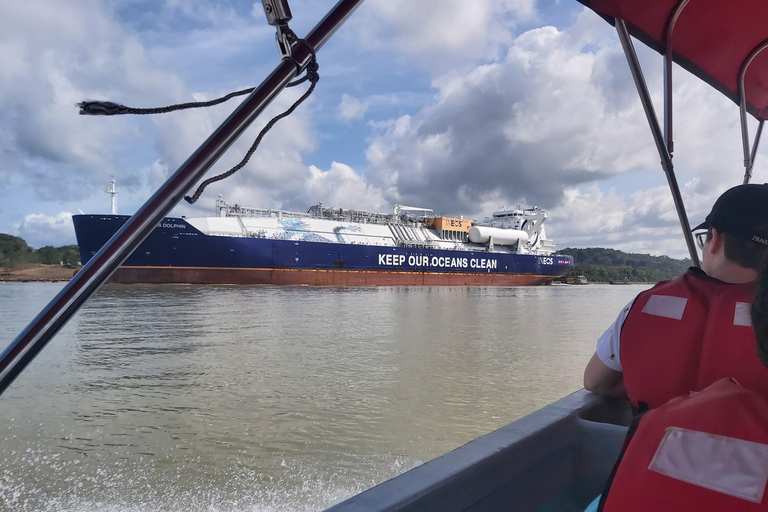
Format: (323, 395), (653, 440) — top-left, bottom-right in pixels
(578, 0), (768, 120)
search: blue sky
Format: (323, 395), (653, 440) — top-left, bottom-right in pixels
(0, 0), (762, 258)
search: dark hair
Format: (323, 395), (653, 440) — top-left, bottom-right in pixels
(752, 255), (768, 368)
(723, 232), (768, 269)
(708, 228), (768, 269)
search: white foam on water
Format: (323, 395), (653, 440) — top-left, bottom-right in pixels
(0, 450), (421, 512)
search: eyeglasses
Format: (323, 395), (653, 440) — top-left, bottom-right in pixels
(694, 231), (709, 249)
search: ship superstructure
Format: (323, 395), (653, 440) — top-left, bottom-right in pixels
(207, 197), (554, 254)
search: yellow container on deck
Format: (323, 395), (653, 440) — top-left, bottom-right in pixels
(428, 217), (471, 233)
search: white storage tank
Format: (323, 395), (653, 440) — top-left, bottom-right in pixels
(468, 226), (529, 246)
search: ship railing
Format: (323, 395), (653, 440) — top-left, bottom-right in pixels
(397, 241), (438, 249)
(307, 204), (395, 225)
(305, 205), (432, 228)
(539, 240), (556, 251)
(221, 207), (312, 220)
(217, 200), (313, 220)
(474, 220), (526, 229)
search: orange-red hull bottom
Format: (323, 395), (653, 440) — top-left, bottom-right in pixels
(108, 266), (557, 286)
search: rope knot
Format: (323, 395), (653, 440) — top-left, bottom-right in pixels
(305, 60), (320, 83)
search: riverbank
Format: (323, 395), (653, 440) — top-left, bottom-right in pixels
(0, 264), (79, 282)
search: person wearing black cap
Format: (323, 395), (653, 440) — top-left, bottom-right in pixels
(584, 256), (768, 512)
(583, 183), (768, 412)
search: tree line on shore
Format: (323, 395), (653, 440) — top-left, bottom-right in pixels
(559, 247), (691, 283)
(0, 234), (80, 270)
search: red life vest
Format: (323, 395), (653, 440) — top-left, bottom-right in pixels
(600, 379), (768, 511)
(620, 268), (762, 409)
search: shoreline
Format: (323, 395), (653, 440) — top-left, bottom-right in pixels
(0, 265), (80, 283)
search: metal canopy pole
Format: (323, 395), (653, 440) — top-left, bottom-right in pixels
(662, 0), (691, 156)
(615, 19), (701, 267)
(746, 120), (764, 184)
(0, 0), (366, 395)
(738, 40), (768, 184)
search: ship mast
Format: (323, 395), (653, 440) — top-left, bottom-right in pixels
(106, 176), (117, 214)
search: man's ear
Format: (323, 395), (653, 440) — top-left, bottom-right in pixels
(709, 227), (724, 254)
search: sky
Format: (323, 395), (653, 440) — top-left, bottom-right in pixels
(0, 0), (763, 258)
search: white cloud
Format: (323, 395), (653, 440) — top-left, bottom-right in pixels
(15, 212), (77, 249)
(0, 0), (187, 202)
(549, 184), (699, 258)
(353, 0), (536, 71)
(338, 94), (369, 121)
(362, 22), (655, 217)
(303, 162), (388, 211)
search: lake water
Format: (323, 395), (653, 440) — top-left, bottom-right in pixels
(0, 282), (650, 512)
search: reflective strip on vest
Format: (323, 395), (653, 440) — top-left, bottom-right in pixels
(641, 295), (687, 320)
(649, 426), (768, 503)
(735, 302), (753, 327)
(620, 271), (760, 410)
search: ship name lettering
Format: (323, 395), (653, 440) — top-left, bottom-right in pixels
(408, 255), (439, 267)
(378, 254), (406, 266)
(385, 254), (496, 269)
(160, 223), (186, 229)
(469, 258), (498, 269)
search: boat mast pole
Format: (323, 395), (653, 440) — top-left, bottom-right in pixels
(106, 176), (117, 215)
(615, 19), (700, 267)
(0, 0), (366, 396)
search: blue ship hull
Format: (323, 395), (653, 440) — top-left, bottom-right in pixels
(73, 214), (574, 285)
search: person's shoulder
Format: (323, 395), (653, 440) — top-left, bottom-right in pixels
(636, 271), (689, 295)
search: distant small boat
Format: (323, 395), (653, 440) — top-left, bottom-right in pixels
(559, 274), (588, 285)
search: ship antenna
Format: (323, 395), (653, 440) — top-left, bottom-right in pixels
(106, 176), (117, 214)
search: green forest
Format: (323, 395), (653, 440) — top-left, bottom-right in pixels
(558, 247), (691, 283)
(0, 234), (80, 270)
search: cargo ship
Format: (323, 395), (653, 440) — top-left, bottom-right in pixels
(73, 196), (573, 285)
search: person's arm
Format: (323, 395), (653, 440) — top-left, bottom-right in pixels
(583, 299), (634, 399)
(584, 352), (626, 398)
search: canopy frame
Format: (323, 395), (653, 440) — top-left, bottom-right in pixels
(616, 19), (701, 266)
(662, 0), (691, 155)
(586, 0), (768, 265)
(739, 40), (768, 183)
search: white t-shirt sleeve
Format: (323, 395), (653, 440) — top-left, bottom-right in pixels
(595, 298), (635, 372)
